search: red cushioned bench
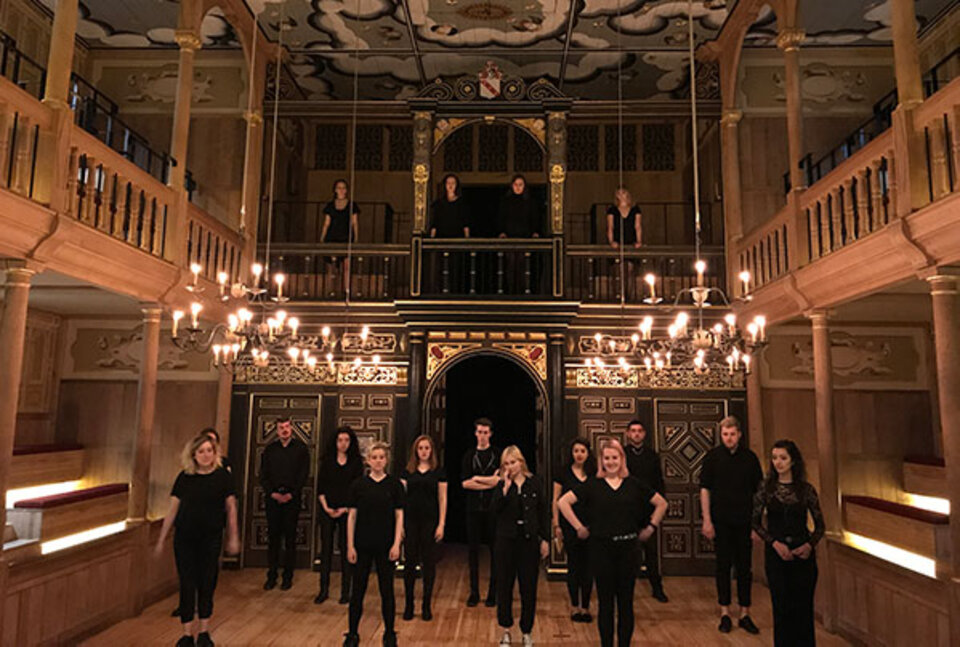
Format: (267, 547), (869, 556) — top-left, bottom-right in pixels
(9, 483), (128, 542)
(9, 443), (85, 489)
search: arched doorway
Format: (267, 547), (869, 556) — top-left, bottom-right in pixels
(424, 352), (546, 542)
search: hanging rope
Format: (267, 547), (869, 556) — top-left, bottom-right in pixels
(687, 0), (705, 329)
(237, 10), (258, 238)
(616, 0), (627, 346)
(263, 0), (285, 278)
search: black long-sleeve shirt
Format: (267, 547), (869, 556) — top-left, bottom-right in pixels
(699, 444), (763, 525)
(752, 481), (825, 549)
(430, 197), (469, 237)
(497, 193), (542, 238)
(491, 476), (550, 542)
(318, 456), (364, 509)
(625, 443), (664, 495)
(259, 438), (310, 498)
(572, 476), (655, 540)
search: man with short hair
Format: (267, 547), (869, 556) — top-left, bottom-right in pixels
(260, 416), (310, 591)
(461, 417), (501, 607)
(624, 419), (668, 603)
(700, 415), (763, 634)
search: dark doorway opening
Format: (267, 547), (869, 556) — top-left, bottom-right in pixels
(442, 355), (540, 543)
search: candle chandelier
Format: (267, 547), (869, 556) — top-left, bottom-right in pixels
(168, 1), (380, 378)
(586, 0), (767, 381)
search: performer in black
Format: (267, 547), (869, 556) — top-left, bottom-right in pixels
(623, 420), (668, 602)
(401, 435), (447, 622)
(156, 432), (239, 647)
(497, 175), (541, 239)
(429, 173), (470, 293)
(552, 438), (595, 622)
(605, 187), (642, 249)
(492, 446), (550, 647)
(700, 415), (764, 634)
(344, 442), (404, 647)
(321, 179), (360, 243)
(753, 440), (825, 647)
(558, 440), (667, 647)
(461, 417), (501, 607)
(316, 426), (364, 605)
(259, 416), (310, 591)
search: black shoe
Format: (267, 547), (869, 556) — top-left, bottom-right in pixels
(196, 633), (214, 647)
(652, 588), (669, 603)
(484, 593), (496, 607)
(280, 579), (293, 591)
(263, 576), (277, 591)
(314, 590), (329, 605)
(339, 593), (351, 605)
(403, 603), (415, 621)
(739, 616), (760, 634)
(171, 607), (181, 617)
(382, 631), (398, 647)
(175, 637), (195, 647)
(342, 633), (360, 647)
(718, 615), (732, 633)
(422, 603), (433, 621)
(580, 612), (592, 623)
(466, 591), (480, 607)
(571, 612), (581, 622)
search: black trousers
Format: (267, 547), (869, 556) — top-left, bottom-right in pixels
(404, 517), (438, 608)
(638, 528), (662, 589)
(265, 498), (300, 580)
(319, 510), (352, 597)
(591, 538), (637, 647)
(714, 521), (753, 607)
(174, 530), (222, 624)
(494, 535), (540, 634)
(349, 548), (396, 636)
(563, 530), (592, 608)
(466, 508), (496, 597)
(766, 547), (818, 647)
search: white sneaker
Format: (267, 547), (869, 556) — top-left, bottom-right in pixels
(522, 634), (533, 647)
(499, 630), (512, 645)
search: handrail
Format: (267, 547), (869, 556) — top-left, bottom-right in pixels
(797, 130), (894, 211)
(186, 203), (245, 283)
(421, 237), (554, 251)
(565, 244), (725, 256)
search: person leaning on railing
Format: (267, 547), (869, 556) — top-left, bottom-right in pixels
(606, 187), (643, 298)
(321, 179), (360, 290)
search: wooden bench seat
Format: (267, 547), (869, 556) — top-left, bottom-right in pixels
(9, 443), (85, 490)
(8, 483), (128, 542)
(903, 455), (947, 499)
(843, 494), (950, 561)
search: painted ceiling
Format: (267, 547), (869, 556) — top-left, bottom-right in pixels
(41, 0), (958, 100)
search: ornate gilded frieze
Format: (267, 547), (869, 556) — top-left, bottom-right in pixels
(341, 332), (397, 354)
(491, 342), (547, 380)
(568, 366), (744, 390)
(338, 365), (400, 386)
(426, 342), (483, 380)
(413, 163), (429, 233)
(578, 334), (635, 356)
(234, 362), (404, 386)
(573, 367), (639, 388)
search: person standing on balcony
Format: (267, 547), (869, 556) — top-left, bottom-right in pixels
(623, 420), (669, 603)
(497, 175), (543, 293)
(316, 426), (364, 605)
(430, 173), (470, 293)
(606, 187), (643, 299)
(700, 415), (763, 635)
(156, 432), (240, 647)
(461, 417), (501, 607)
(753, 439), (824, 647)
(552, 439), (595, 624)
(260, 416), (310, 591)
(321, 179), (361, 293)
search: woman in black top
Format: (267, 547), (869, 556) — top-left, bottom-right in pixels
(558, 440), (667, 647)
(401, 435), (447, 621)
(316, 426), (364, 605)
(321, 179), (360, 243)
(345, 442), (404, 647)
(156, 432), (239, 647)
(752, 440), (825, 647)
(552, 439), (595, 623)
(605, 187), (642, 249)
(430, 174), (469, 238)
(491, 446), (549, 647)
(498, 174), (541, 239)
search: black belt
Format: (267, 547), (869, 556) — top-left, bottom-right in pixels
(610, 533), (638, 543)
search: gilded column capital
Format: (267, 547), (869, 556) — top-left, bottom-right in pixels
(243, 109), (263, 125)
(721, 109), (743, 126)
(776, 28), (805, 52)
(175, 30), (202, 52)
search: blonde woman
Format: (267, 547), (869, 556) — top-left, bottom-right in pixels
(156, 433), (239, 647)
(558, 440), (668, 647)
(491, 446), (549, 647)
(344, 442), (404, 647)
(401, 435), (447, 621)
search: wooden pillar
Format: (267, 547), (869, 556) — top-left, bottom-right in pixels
(721, 109), (746, 288)
(239, 44), (267, 261)
(410, 111), (432, 297)
(746, 361), (766, 461)
(168, 30), (201, 190)
(890, 0), (924, 108)
(215, 369), (233, 447)
(889, 0), (928, 217)
(927, 270), (960, 642)
(777, 28), (806, 192)
(128, 304), (162, 521)
(41, 0), (79, 108)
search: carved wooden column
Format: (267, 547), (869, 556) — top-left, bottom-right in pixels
(721, 109), (745, 283)
(927, 270), (960, 642)
(890, 0), (928, 217)
(0, 261), (35, 640)
(547, 111), (567, 297)
(891, 0), (924, 108)
(42, 0), (79, 108)
(128, 304), (162, 521)
(410, 111), (432, 297)
(169, 30), (201, 189)
(406, 331), (426, 465)
(240, 50), (268, 262)
(215, 369), (233, 447)
(809, 309), (839, 629)
(777, 28), (806, 192)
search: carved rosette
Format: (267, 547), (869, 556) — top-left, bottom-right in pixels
(426, 342), (483, 380)
(491, 342), (548, 380)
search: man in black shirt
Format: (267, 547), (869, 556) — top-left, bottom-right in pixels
(460, 417), (501, 607)
(260, 416), (310, 591)
(700, 415), (763, 634)
(624, 420), (668, 603)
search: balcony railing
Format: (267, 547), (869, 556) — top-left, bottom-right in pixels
(421, 238), (554, 297)
(565, 201), (722, 247)
(267, 243), (411, 301)
(260, 200), (409, 244)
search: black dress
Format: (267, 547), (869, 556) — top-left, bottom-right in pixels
(430, 198), (469, 237)
(554, 466), (592, 609)
(323, 200), (359, 243)
(402, 467), (447, 613)
(606, 205), (641, 245)
(317, 457), (364, 598)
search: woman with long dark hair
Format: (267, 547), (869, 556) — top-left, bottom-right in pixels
(316, 426), (364, 605)
(430, 173), (469, 238)
(401, 435), (447, 621)
(752, 439), (825, 647)
(558, 440), (667, 647)
(156, 433), (239, 647)
(552, 439), (595, 623)
(321, 179), (360, 243)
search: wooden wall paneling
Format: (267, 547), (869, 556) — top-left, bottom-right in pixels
(8, 449), (84, 489)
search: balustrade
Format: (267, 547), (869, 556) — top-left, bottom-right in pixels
(186, 203), (245, 284)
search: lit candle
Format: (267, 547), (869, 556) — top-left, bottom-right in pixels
(644, 273), (657, 301)
(306, 356), (317, 372)
(618, 357), (628, 369)
(594, 332), (603, 344)
(212, 344), (222, 365)
(321, 326), (331, 339)
(665, 351), (672, 368)
(743, 354), (752, 373)
(713, 324), (723, 348)
(274, 273), (285, 299)
(739, 270), (751, 296)
(251, 263), (263, 286)
(631, 333), (640, 345)
(353, 357), (363, 368)
(747, 322), (759, 344)
(372, 354), (381, 365)
(190, 302), (202, 328)
(228, 313), (239, 332)
(217, 271), (228, 295)
(231, 343), (240, 359)
(640, 316), (653, 340)
(693, 354), (704, 372)
(288, 347), (300, 365)
(361, 325), (370, 341)
(644, 357), (653, 371)
(190, 263), (202, 286)
(676, 312), (689, 337)
(267, 318), (277, 340)
(732, 347), (741, 369)
(288, 317), (299, 339)
(695, 260), (706, 287)
(326, 352), (334, 367)
(755, 315), (767, 341)
(172, 310), (184, 337)
(275, 310), (287, 327)
(668, 324), (677, 339)
(727, 355), (735, 374)
(239, 308), (252, 324)
(724, 313), (736, 335)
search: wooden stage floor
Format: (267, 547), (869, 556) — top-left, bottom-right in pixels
(83, 549), (849, 646)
